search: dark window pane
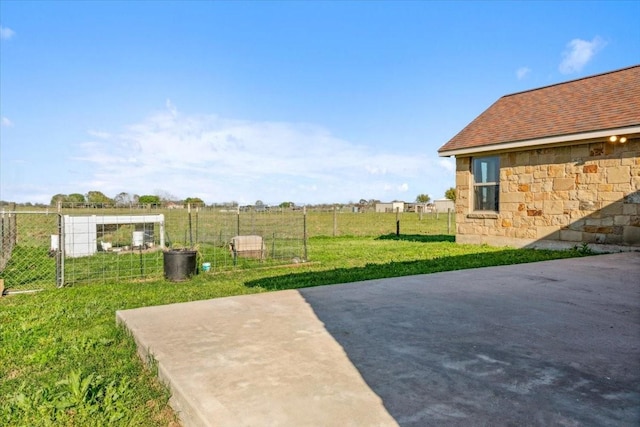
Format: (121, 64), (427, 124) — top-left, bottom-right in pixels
(474, 184), (499, 211)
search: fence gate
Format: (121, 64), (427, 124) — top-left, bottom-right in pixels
(0, 210), (63, 292)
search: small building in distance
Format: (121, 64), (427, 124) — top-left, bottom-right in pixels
(375, 202), (406, 213)
(432, 198), (455, 213)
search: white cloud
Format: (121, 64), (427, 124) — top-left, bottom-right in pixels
(516, 67), (531, 80)
(1, 116), (14, 127)
(0, 26), (15, 40)
(559, 36), (606, 74)
(365, 165), (387, 175)
(166, 99), (177, 117)
(87, 129), (111, 139)
(72, 104), (455, 204)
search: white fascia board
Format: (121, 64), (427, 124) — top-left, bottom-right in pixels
(438, 125), (640, 157)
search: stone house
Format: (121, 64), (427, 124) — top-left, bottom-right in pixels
(438, 65), (640, 250)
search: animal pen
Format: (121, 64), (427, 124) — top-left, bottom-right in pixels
(0, 206), (307, 289)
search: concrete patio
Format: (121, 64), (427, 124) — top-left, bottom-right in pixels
(116, 252), (640, 426)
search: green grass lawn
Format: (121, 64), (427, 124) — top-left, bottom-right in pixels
(1, 209), (452, 290)
(0, 231), (588, 426)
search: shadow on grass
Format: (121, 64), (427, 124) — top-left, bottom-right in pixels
(245, 248), (583, 291)
(376, 233), (455, 243)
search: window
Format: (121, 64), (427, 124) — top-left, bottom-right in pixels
(472, 156), (499, 211)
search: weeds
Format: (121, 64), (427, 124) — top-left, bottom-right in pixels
(2, 370), (143, 426)
(572, 242), (594, 255)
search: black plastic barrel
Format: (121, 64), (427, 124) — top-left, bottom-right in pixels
(163, 250), (198, 281)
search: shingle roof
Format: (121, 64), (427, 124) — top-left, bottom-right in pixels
(438, 65), (640, 155)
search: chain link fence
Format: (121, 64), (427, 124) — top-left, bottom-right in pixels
(0, 209), (17, 272)
(0, 209), (61, 292)
(0, 206), (307, 290)
(1, 204), (452, 291)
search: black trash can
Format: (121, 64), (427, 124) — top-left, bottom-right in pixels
(163, 250), (198, 281)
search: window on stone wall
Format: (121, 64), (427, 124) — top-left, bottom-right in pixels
(472, 156), (500, 211)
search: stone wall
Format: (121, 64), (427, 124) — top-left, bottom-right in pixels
(455, 139), (640, 249)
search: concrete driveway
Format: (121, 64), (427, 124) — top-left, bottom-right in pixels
(117, 252), (640, 426)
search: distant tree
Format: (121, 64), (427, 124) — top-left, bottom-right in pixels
(68, 193), (86, 203)
(139, 195), (161, 206)
(215, 201), (238, 209)
(155, 190), (177, 202)
(254, 200), (268, 211)
(86, 191), (113, 206)
(415, 194), (431, 203)
(50, 194), (67, 206)
(114, 192), (133, 206)
(184, 197), (205, 207)
(445, 187), (457, 201)
(279, 201), (294, 208)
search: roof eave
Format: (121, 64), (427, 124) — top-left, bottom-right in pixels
(437, 125), (640, 157)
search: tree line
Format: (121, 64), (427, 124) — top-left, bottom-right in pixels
(49, 191), (206, 208)
(24, 187), (455, 209)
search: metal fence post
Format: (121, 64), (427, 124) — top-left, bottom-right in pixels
(236, 206), (241, 237)
(195, 206), (199, 245)
(56, 213), (64, 288)
(303, 206), (308, 261)
(188, 203), (193, 248)
(0, 209), (5, 272)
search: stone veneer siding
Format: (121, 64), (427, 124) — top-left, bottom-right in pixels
(455, 139), (640, 249)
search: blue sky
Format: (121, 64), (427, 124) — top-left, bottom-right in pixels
(1, 1), (639, 206)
